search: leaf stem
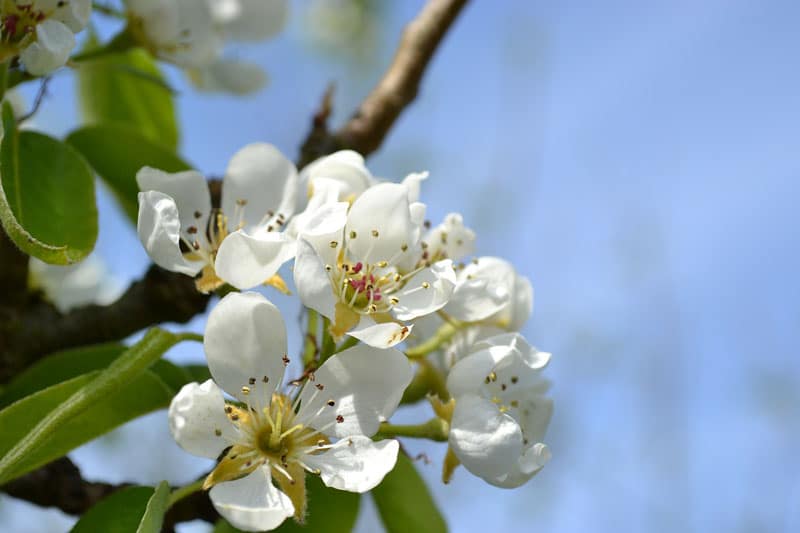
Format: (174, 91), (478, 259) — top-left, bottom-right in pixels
(166, 478), (204, 508)
(0, 61), (9, 103)
(303, 309), (319, 366)
(405, 321), (458, 359)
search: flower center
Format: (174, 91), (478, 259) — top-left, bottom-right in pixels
(1, 1), (49, 43)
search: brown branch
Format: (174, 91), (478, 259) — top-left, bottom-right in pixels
(1, 266), (209, 382)
(1, 458), (122, 515)
(0, 227), (29, 309)
(306, 0), (468, 163)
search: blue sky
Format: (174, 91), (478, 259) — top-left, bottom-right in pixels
(2, 1), (798, 531)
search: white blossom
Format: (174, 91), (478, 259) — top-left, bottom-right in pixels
(293, 181), (457, 348)
(29, 254), (124, 312)
(446, 333), (552, 488)
(136, 143), (298, 293)
(127, 0), (287, 93)
(0, 0), (92, 75)
(169, 292), (412, 531)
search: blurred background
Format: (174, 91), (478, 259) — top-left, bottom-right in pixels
(2, 0), (798, 531)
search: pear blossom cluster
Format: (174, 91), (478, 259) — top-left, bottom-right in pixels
(139, 144), (554, 530)
(125, 0), (288, 93)
(0, 0), (91, 75)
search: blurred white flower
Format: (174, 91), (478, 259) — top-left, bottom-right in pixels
(446, 333), (552, 488)
(126, 0), (287, 94)
(169, 292), (412, 531)
(136, 143), (298, 293)
(29, 254), (124, 312)
(0, 0), (92, 75)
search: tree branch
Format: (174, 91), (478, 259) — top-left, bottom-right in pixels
(1, 266), (209, 382)
(299, 0), (468, 166)
(1, 458), (122, 516)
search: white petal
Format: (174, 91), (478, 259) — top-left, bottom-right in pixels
(136, 167), (211, 236)
(446, 277), (510, 323)
(136, 191), (203, 276)
(489, 443), (551, 489)
(190, 59), (267, 95)
(293, 238), (336, 319)
(222, 143), (298, 230)
(296, 344), (413, 438)
(300, 150), (373, 202)
(21, 20), (75, 76)
(39, 0), (91, 32)
(221, 0), (288, 41)
(345, 183), (415, 265)
(347, 318), (412, 349)
(446, 342), (517, 398)
(424, 212), (476, 262)
(214, 230), (295, 290)
(163, 0), (220, 68)
(304, 437), (399, 493)
(292, 198), (349, 244)
(401, 171), (428, 203)
(210, 467), (294, 532)
(505, 274), (534, 331)
(392, 260), (457, 321)
(168, 380), (238, 459)
(204, 292), (288, 401)
(474, 333), (550, 371)
(449, 393), (523, 482)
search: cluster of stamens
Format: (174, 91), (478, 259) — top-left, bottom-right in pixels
(204, 367), (347, 490)
(323, 228), (434, 315)
(1, 1), (59, 44)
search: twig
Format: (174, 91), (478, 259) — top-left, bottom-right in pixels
(18, 77), (51, 123)
(332, 0), (468, 158)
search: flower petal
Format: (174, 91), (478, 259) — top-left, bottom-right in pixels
(215, 230), (295, 290)
(190, 59), (267, 95)
(21, 20), (75, 76)
(423, 212), (476, 262)
(294, 238), (337, 319)
(204, 292), (288, 401)
(39, 0), (91, 32)
(449, 393), (523, 482)
(222, 143), (298, 230)
(136, 167), (211, 236)
(446, 342), (518, 398)
(401, 171), (428, 203)
(445, 276), (510, 323)
(345, 183), (415, 265)
(296, 344), (413, 438)
(300, 150), (373, 203)
(304, 436), (399, 493)
(220, 0), (288, 42)
(347, 318), (412, 349)
(137, 191), (203, 276)
(210, 466), (294, 532)
(168, 380), (238, 459)
(392, 260), (457, 321)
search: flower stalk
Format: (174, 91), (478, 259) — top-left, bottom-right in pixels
(375, 417), (449, 442)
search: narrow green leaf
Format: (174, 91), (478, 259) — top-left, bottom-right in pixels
(0, 342), (205, 409)
(0, 369), (173, 481)
(0, 329), (198, 484)
(71, 485), (164, 533)
(77, 38), (179, 149)
(0, 103), (97, 264)
(0, 343), (124, 408)
(66, 125), (190, 221)
(213, 474), (361, 533)
(372, 453), (447, 533)
(137, 481), (171, 533)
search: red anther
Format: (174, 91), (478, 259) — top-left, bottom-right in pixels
(352, 262), (363, 274)
(3, 15), (19, 36)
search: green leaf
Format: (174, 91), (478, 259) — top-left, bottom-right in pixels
(0, 329), (200, 484)
(213, 474), (360, 533)
(0, 103), (97, 264)
(77, 39), (179, 150)
(372, 452), (447, 533)
(137, 481), (171, 533)
(0, 343), (124, 408)
(71, 483), (171, 533)
(66, 125), (190, 222)
(0, 342), (202, 409)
